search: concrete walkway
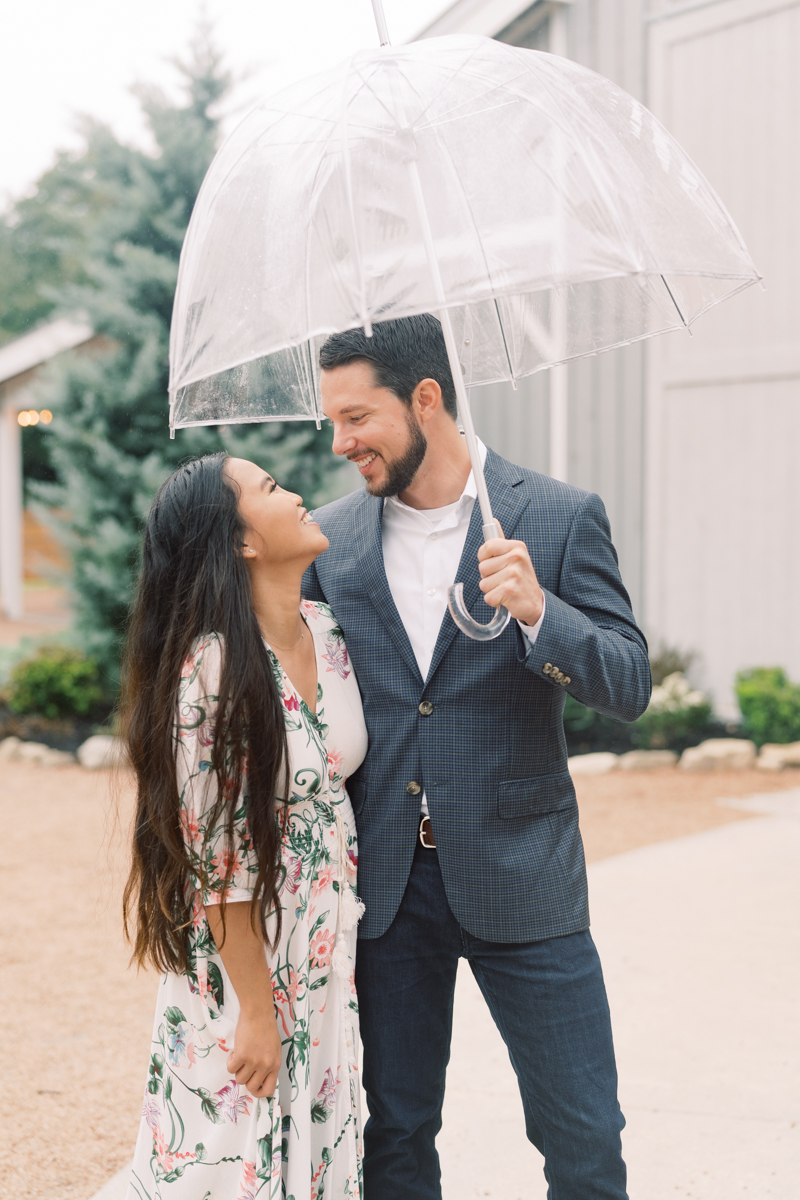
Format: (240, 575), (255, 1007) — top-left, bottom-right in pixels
(93, 791), (800, 1199)
(440, 790), (800, 1198)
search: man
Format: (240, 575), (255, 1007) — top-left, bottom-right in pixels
(301, 314), (650, 1199)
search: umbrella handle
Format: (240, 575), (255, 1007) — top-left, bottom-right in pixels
(447, 583), (512, 641)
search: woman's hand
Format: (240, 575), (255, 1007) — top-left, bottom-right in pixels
(228, 1005), (283, 1098)
(205, 900), (283, 1099)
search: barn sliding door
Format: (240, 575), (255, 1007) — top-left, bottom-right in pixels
(645, 0), (800, 715)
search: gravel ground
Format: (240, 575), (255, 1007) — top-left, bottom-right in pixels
(2, 761), (799, 1200)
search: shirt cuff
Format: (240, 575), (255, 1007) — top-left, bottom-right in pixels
(517, 594), (546, 645)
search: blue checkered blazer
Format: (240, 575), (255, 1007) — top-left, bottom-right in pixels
(302, 448), (650, 943)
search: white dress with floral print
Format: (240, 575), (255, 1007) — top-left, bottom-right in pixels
(127, 601), (368, 1200)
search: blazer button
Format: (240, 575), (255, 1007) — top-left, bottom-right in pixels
(564, 676), (571, 686)
(543, 663), (553, 675)
(406, 781), (422, 796)
(418, 701), (434, 716)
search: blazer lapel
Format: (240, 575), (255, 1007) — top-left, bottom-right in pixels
(352, 494), (424, 684)
(425, 451), (530, 682)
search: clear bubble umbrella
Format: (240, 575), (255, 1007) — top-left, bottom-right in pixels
(169, 6), (759, 639)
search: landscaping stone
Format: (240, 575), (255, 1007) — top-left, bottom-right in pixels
(39, 747), (76, 767)
(679, 738), (756, 772)
(4, 738), (75, 766)
(77, 734), (128, 770)
(618, 750), (678, 771)
(568, 751), (619, 776)
(756, 741), (800, 771)
(0, 736), (22, 761)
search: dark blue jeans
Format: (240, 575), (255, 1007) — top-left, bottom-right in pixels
(355, 842), (627, 1199)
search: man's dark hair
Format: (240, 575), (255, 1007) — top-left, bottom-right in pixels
(319, 313), (458, 419)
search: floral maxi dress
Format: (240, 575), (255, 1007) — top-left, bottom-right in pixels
(127, 601), (368, 1200)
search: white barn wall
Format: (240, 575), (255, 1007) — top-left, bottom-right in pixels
(466, 0), (650, 618)
(645, 0), (800, 713)
(419, 0), (799, 692)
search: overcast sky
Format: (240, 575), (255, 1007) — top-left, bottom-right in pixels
(0, 0), (453, 205)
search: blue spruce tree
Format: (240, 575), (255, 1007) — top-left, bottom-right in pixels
(6, 28), (346, 684)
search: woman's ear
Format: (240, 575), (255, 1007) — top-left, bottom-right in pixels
(241, 542), (257, 559)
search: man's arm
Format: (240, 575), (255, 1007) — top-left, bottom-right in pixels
(479, 493), (651, 724)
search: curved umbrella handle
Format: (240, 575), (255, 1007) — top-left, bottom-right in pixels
(447, 583), (512, 641)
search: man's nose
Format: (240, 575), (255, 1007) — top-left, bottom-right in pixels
(330, 425), (356, 457)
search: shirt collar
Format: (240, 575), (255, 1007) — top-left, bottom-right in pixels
(461, 437), (488, 503)
(384, 436), (488, 518)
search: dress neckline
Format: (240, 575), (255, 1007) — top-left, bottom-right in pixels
(264, 614), (320, 717)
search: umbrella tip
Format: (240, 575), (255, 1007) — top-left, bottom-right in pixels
(364, 320), (374, 338)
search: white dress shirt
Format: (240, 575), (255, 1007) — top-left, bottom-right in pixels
(381, 438), (545, 816)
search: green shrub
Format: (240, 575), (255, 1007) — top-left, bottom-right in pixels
(649, 645), (694, 686)
(7, 645), (105, 720)
(563, 663), (716, 754)
(633, 672), (712, 748)
(735, 667), (800, 747)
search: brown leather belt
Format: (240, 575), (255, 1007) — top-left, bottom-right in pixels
(419, 816), (436, 849)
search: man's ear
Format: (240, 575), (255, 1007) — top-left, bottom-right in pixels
(414, 377), (442, 424)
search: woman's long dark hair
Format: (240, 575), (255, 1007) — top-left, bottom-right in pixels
(122, 452), (287, 973)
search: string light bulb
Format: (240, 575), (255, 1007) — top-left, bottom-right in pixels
(17, 409), (51, 426)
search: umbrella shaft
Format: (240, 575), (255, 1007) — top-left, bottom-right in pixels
(440, 308), (499, 539)
(370, 0), (391, 45)
(405, 156), (498, 537)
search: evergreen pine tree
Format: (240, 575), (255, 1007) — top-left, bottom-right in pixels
(16, 27), (347, 683)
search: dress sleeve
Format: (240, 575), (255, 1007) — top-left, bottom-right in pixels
(175, 635), (259, 907)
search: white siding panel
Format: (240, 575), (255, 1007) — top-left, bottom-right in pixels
(657, 379), (800, 712)
(647, 0), (800, 715)
(659, 0), (800, 372)
(473, 0), (649, 618)
(470, 372), (550, 475)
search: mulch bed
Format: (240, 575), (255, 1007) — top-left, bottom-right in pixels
(0, 703), (113, 753)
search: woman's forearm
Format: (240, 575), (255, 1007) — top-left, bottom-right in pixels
(206, 900), (282, 1097)
(206, 901), (273, 1014)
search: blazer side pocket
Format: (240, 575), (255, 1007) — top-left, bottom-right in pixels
(497, 771), (574, 820)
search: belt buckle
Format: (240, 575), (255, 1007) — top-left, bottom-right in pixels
(419, 816), (436, 850)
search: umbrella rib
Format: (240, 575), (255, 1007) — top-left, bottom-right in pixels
(493, 298), (517, 383)
(416, 98), (521, 134)
(412, 68), (530, 133)
(350, 62), (406, 130)
(340, 57), (372, 331)
(433, 129), (519, 378)
(659, 275), (689, 328)
(402, 42), (502, 133)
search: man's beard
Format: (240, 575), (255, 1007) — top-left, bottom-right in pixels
(362, 413), (428, 498)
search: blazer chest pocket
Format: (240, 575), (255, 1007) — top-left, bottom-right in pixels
(497, 772), (574, 820)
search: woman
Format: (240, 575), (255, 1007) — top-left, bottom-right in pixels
(123, 452), (367, 1200)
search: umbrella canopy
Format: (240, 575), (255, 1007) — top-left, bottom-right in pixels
(169, 34), (759, 432)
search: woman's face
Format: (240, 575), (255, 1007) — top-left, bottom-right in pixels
(224, 457), (329, 569)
